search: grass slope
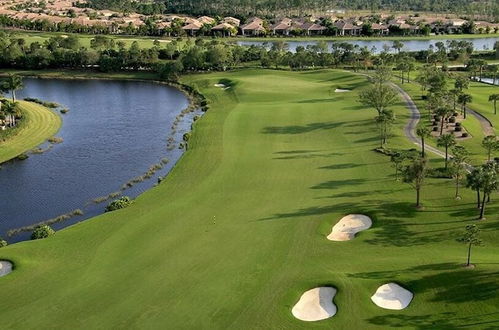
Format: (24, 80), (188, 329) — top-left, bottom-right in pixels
(0, 100), (61, 163)
(0, 70), (497, 329)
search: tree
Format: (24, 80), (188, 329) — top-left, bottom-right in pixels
(437, 134), (456, 169)
(434, 106), (453, 136)
(478, 162), (498, 220)
(403, 157), (427, 209)
(392, 40), (404, 53)
(449, 145), (469, 199)
(482, 135), (499, 162)
(416, 125), (431, 157)
(1, 74), (23, 102)
(457, 224), (482, 267)
(457, 93), (472, 119)
(31, 225), (55, 240)
(489, 94), (499, 115)
(390, 149), (419, 181)
(375, 110), (395, 147)
(0, 237), (7, 247)
(358, 84), (398, 115)
(454, 75), (469, 93)
(467, 167), (484, 209)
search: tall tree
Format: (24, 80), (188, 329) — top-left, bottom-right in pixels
(403, 157), (428, 209)
(437, 134), (457, 169)
(375, 110), (395, 147)
(457, 93), (472, 119)
(467, 167), (484, 209)
(1, 74), (23, 102)
(449, 145), (469, 199)
(358, 84), (398, 116)
(482, 135), (499, 162)
(478, 162), (498, 220)
(457, 224), (482, 267)
(416, 125), (431, 157)
(489, 94), (499, 115)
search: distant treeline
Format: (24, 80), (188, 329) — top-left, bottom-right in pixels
(83, 0), (499, 21)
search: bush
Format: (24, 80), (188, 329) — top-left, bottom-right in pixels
(182, 132), (191, 142)
(0, 238), (7, 247)
(17, 153), (29, 160)
(60, 109), (69, 114)
(453, 112), (459, 117)
(428, 167), (453, 178)
(432, 126), (439, 131)
(105, 196), (133, 212)
(455, 126), (462, 132)
(462, 132), (469, 137)
(31, 225), (55, 240)
(455, 122), (461, 127)
(449, 117), (456, 123)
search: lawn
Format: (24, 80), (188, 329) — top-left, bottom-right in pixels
(0, 100), (61, 163)
(0, 69), (497, 329)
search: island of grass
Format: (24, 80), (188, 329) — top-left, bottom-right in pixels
(0, 100), (62, 163)
(0, 70), (497, 329)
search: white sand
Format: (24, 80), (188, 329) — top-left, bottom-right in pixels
(335, 89), (350, 93)
(0, 261), (12, 277)
(214, 83), (226, 88)
(292, 287), (337, 321)
(327, 214), (372, 241)
(371, 283), (413, 310)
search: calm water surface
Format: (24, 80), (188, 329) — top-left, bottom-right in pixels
(237, 37), (499, 53)
(0, 78), (196, 242)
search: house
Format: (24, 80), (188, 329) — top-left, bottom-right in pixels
(222, 17), (240, 27)
(300, 22), (326, 35)
(371, 23), (389, 35)
(198, 16), (215, 25)
(334, 21), (361, 36)
(182, 21), (203, 36)
(241, 18), (266, 36)
(212, 22), (236, 36)
(271, 18), (292, 35)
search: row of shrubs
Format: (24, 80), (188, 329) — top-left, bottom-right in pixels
(23, 97), (59, 109)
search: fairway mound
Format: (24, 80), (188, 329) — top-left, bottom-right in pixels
(327, 214), (372, 241)
(292, 287), (337, 321)
(334, 89), (350, 93)
(0, 261), (12, 277)
(371, 283), (413, 310)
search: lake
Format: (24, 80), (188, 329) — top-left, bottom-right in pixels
(237, 36), (499, 53)
(0, 78), (197, 242)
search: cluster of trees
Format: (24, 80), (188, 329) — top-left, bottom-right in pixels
(156, 0), (499, 22)
(0, 74), (24, 130)
(359, 65), (498, 219)
(79, 0), (167, 16)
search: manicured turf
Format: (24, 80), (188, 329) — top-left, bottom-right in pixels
(0, 100), (61, 163)
(0, 69), (497, 329)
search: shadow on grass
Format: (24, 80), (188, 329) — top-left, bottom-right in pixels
(310, 178), (367, 190)
(273, 151), (344, 160)
(262, 121), (345, 135)
(295, 98), (337, 104)
(318, 163), (364, 170)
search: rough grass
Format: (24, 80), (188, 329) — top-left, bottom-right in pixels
(0, 69), (497, 329)
(0, 101), (61, 163)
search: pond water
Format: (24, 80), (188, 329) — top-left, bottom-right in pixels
(237, 36), (499, 53)
(0, 78), (197, 242)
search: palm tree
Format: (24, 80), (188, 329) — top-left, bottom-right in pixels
(488, 65), (498, 85)
(403, 157), (427, 209)
(478, 162), (498, 220)
(449, 145), (468, 199)
(392, 40), (404, 53)
(437, 134), (456, 169)
(1, 100), (18, 127)
(467, 167), (484, 209)
(481, 135), (499, 162)
(457, 93), (472, 119)
(1, 74), (24, 102)
(457, 224), (482, 267)
(434, 106), (453, 136)
(489, 94), (499, 115)
(416, 125), (431, 157)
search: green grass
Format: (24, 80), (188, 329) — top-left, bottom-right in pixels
(0, 100), (61, 163)
(0, 69), (497, 329)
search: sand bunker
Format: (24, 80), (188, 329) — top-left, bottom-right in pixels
(0, 261), (12, 277)
(371, 283), (413, 310)
(214, 83), (231, 90)
(335, 89), (350, 93)
(292, 287), (337, 321)
(327, 214), (372, 241)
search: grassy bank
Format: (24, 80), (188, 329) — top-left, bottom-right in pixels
(0, 100), (61, 163)
(0, 69), (497, 328)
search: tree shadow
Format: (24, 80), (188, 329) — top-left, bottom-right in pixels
(310, 178), (367, 190)
(261, 121), (345, 135)
(273, 151), (344, 160)
(318, 163), (364, 170)
(294, 98), (336, 104)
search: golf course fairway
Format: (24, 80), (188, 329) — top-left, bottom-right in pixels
(0, 69), (498, 329)
(0, 100), (61, 163)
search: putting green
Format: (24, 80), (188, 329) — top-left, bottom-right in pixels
(0, 100), (61, 163)
(0, 70), (497, 329)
